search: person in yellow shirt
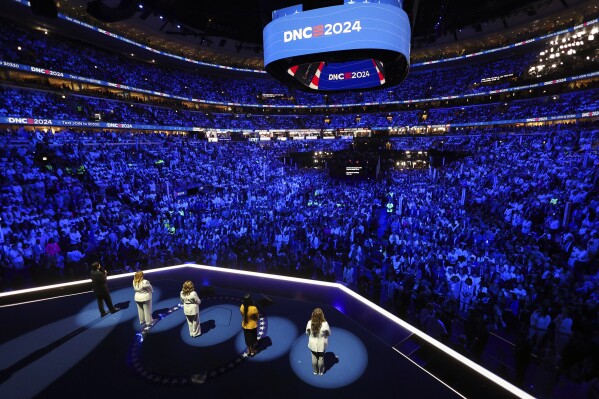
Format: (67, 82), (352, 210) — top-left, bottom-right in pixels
(240, 294), (259, 356)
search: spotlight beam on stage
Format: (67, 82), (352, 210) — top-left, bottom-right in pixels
(1, 263), (534, 399)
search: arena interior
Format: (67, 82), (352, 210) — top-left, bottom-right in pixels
(0, 0), (598, 398)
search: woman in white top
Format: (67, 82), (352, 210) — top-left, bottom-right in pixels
(343, 264), (354, 285)
(306, 308), (331, 375)
(133, 271), (153, 328)
(554, 307), (573, 356)
(180, 280), (201, 337)
(529, 307), (551, 350)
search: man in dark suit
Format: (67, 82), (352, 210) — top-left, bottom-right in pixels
(90, 261), (117, 317)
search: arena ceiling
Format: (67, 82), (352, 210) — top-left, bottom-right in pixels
(123, 0), (543, 43)
(4, 0), (598, 69)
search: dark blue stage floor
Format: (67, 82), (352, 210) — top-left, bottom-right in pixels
(0, 266), (529, 399)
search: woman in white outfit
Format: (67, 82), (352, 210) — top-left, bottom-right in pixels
(554, 307), (573, 358)
(306, 308), (331, 375)
(133, 271), (153, 329)
(180, 280), (201, 337)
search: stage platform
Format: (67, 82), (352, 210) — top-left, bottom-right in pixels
(0, 265), (532, 399)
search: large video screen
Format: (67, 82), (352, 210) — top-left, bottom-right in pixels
(264, 1), (410, 92)
(264, 2), (409, 66)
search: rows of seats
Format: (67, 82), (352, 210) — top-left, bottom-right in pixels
(3, 19), (592, 106)
(1, 15), (598, 395)
(1, 127), (597, 381)
(1, 85), (597, 129)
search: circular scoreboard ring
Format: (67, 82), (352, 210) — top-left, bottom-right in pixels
(263, 1), (411, 93)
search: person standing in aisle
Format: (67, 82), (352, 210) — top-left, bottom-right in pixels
(554, 307), (573, 362)
(306, 307), (331, 375)
(180, 280), (201, 337)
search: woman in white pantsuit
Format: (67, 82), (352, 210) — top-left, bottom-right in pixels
(306, 308), (331, 375)
(133, 271), (153, 329)
(180, 280), (201, 337)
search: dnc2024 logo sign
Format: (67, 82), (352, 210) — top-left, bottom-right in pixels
(283, 20), (362, 42)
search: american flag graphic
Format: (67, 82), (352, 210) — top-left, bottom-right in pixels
(312, 25), (324, 37)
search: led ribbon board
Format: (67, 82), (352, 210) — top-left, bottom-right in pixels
(263, 0), (411, 92)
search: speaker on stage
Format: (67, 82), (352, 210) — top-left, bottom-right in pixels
(30, 0), (58, 18)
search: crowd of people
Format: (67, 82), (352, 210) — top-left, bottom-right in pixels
(0, 14), (598, 397)
(1, 123), (598, 360)
(1, 85), (597, 131)
(2, 18), (596, 108)
(1, 116), (598, 394)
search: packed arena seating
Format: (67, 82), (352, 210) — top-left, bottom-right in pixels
(1, 12), (599, 398)
(1, 85), (598, 129)
(4, 19), (595, 106)
(2, 125), (598, 322)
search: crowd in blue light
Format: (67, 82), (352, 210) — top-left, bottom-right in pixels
(0, 16), (598, 396)
(1, 20), (589, 106)
(1, 85), (598, 129)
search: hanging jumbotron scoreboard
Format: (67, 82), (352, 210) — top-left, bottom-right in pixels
(263, 0), (411, 92)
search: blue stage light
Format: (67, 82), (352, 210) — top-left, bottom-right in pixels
(234, 316), (297, 362)
(136, 297), (181, 333)
(180, 304), (243, 347)
(75, 286), (142, 327)
(289, 328), (367, 388)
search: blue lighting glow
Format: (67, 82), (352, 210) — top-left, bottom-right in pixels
(75, 287), (148, 327)
(289, 328), (367, 388)
(180, 304), (242, 346)
(139, 297), (183, 333)
(0, 263), (535, 398)
(332, 301), (346, 314)
(235, 316), (297, 362)
(0, 307), (121, 398)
